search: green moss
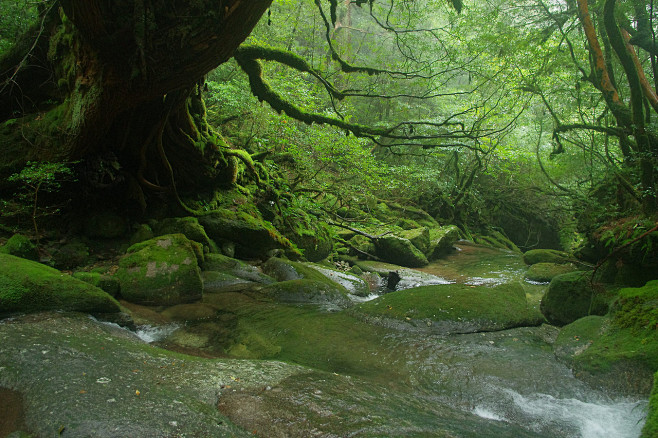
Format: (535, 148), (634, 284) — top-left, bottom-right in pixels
(374, 235), (429, 267)
(615, 280), (658, 331)
(258, 279), (351, 307)
(525, 262), (579, 282)
(0, 254), (120, 315)
(116, 234), (203, 306)
(523, 249), (572, 265)
(356, 282), (542, 333)
(72, 271), (120, 297)
(0, 234), (38, 260)
(540, 271), (608, 326)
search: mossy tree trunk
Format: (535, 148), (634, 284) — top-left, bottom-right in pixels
(0, 0), (272, 210)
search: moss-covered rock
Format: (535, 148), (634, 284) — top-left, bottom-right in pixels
(399, 227), (430, 255)
(115, 234), (203, 306)
(0, 254), (120, 315)
(154, 217), (217, 252)
(72, 271), (120, 297)
(0, 312), (303, 437)
(355, 282), (542, 333)
(374, 235), (429, 268)
(262, 257), (333, 283)
(202, 253), (275, 284)
(554, 314), (657, 395)
(129, 223), (155, 246)
(0, 234), (38, 261)
(258, 279), (351, 308)
(525, 262), (579, 283)
(303, 264), (370, 297)
(202, 271), (252, 292)
(199, 209), (297, 259)
(540, 271), (608, 326)
(428, 225), (460, 259)
(285, 218), (333, 262)
(523, 249), (571, 265)
(347, 234), (376, 258)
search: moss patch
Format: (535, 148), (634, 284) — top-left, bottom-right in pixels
(0, 234), (38, 261)
(0, 254), (120, 315)
(356, 282), (542, 333)
(523, 249), (571, 265)
(115, 234), (203, 306)
(525, 262), (579, 282)
(540, 271), (608, 326)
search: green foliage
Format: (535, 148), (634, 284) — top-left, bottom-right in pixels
(7, 161), (76, 242)
(0, 0), (38, 54)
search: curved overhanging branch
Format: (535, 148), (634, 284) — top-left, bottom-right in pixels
(234, 44), (519, 150)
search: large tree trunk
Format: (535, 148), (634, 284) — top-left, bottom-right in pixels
(0, 0), (272, 210)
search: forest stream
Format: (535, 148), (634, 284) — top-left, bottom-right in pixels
(132, 243), (648, 437)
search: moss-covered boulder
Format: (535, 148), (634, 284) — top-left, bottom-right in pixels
(523, 249), (571, 265)
(0, 234), (38, 261)
(303, 264), (370, 297)
(0, 254), (120, 315)
(347, 234), (376, 258)
(262, 257), (334, 283)
(525, 262), (579, 283)
(258, 279), (351, 308)
(72, 271), (120, 297)
(374, 235), (429, 268)
(554, 313), (657, 396)
(202, 271), (252, 292)
(286, 220), (333, 262)
(540, 271), (608, 326)
(154, 217), (217, 252)
(356, 282), (542, 333)
(429, 226), (460, 259)
(399, 227), (430, 255)
(199, 209), (297, 259)
(202, 253), (275, 284)
(129, 223), (155, 246)
(115, 234), (203, 306)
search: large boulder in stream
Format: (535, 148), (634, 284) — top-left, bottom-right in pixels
(0, 312), (304, 437)
(540, 271), (608, 326)
(115, 234), (203, 306)
(429, 225), (460, 259)
(374, 235), (429, 268)
(523, 249), (572, 265)
(355, 282), (543, 333)
(554, 280), (658, 397)
(525, 262), (579, 283)
(0, 254), (120, 315)
(198, 209), (298, 259)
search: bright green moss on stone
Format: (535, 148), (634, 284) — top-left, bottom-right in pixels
(525, 262), (579, 283)
(0, 254), (120, 315)
(356, 282), (542, 333)
(540, 271), (608, 326)
(0, 234), (39, 261)
(374, 235), (429, 268)
(115, 234), (203, 306)
(523, 249), (571, 265)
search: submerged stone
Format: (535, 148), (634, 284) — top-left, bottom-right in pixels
(0, 254), (120, 315)
(258, 279), (351, 308)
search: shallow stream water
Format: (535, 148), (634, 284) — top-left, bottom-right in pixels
(169, 243), (650, 436)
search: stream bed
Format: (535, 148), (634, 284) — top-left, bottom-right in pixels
(167, 243), (649, 437)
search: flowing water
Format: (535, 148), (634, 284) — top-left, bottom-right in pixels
(171, 243), (649, 436)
